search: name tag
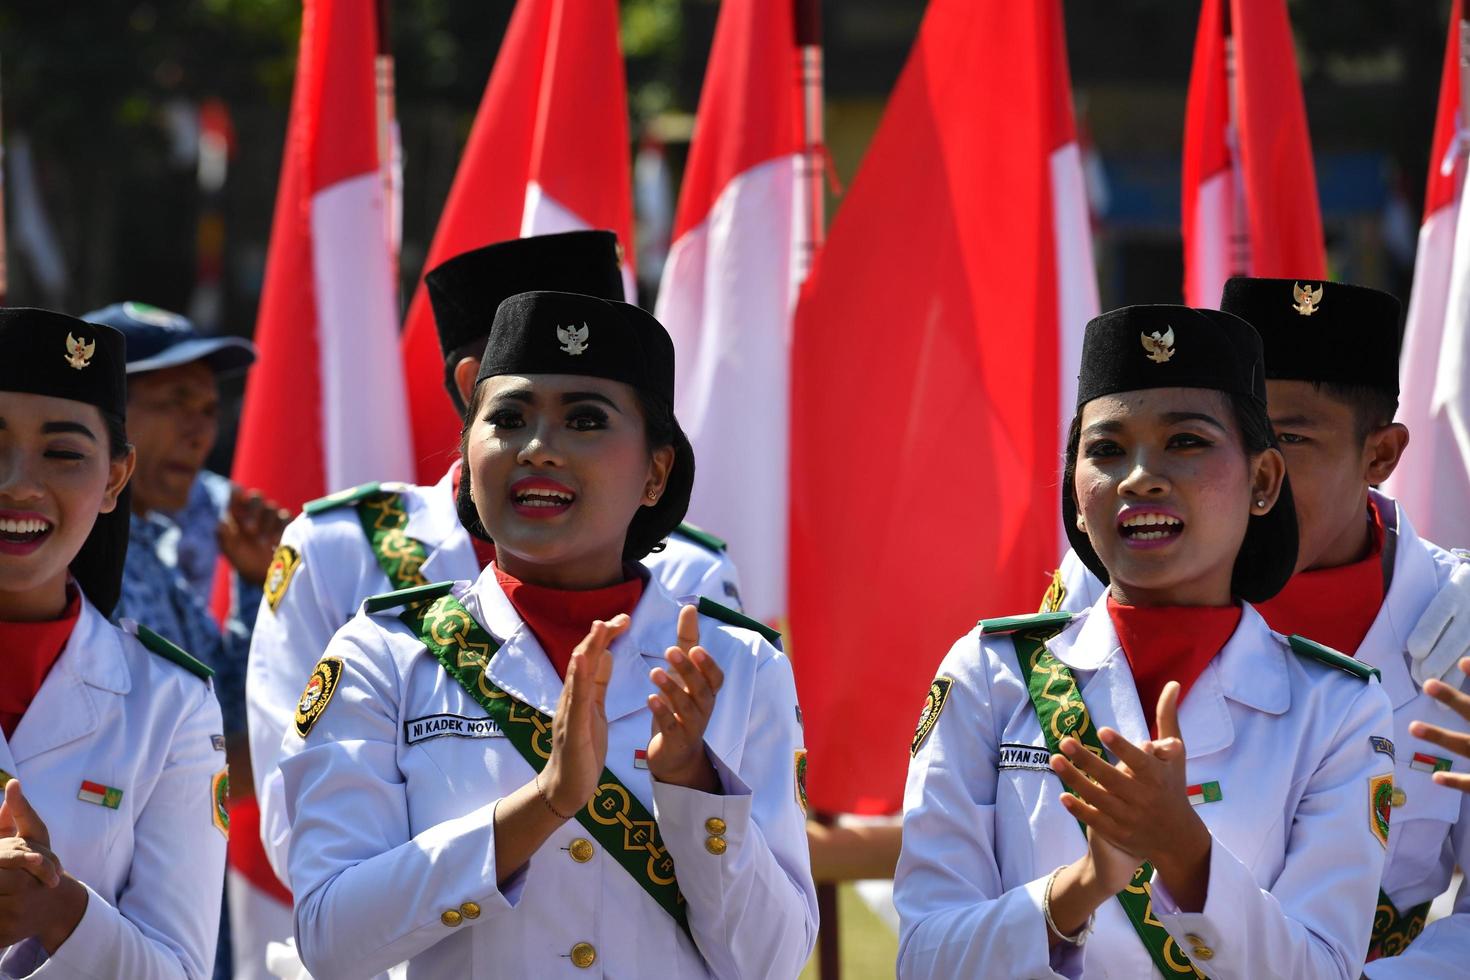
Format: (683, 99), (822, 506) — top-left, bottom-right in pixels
(998, 743), (1053, 772)
(404, 713), (505, 745)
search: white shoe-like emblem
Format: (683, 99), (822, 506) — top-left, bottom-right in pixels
(557, 323), (590, 356)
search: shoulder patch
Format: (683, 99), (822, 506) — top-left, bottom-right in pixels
(302, 481), (386, 515)
(363, 580), (455, 615)
(264, 544), (302, 612)
(1038, 569), (1067, 613)
(294, 657), (344, 738)
(911, 676), (953, 756)
(211, 768), (230, 838)
(1288, 635), (1380, 681)
(696, 596), (782, 649)
(133, 623), (214, 681)
(981, 611), (1073, 635)
(673, 522), (728, 554)
(794, 749), (809, 816)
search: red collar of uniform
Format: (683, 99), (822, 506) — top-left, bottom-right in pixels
(0, 586), (83, 738)
(1105, 597), (1242, 738)
(1254, 500), (1385, 656)
(493, 564), (645, 679)
(449, 458), (497, 570)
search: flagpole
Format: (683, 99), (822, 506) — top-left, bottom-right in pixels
(795, 0), (824, 285)
(1222, 4), (1250, 278)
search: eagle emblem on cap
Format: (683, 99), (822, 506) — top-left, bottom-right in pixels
(64, 333), (96, 370)
(1293, 282), (1323, 316)
(1140, 327), (1176, 364)
(556, 323), (590, 356)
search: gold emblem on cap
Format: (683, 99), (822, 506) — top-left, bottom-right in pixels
(556, 322), (590, 356)
(64, 333), (97, 371)
(1140, 327), (1176, 364)
(1293, 281), (1322, 316)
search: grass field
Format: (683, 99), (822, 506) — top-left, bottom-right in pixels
(799, 884), (900, 980)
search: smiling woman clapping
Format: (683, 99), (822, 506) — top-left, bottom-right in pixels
(895, 306), (1395, 979)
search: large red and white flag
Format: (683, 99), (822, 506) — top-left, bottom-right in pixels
(788, 0), (1098, 814)
(1387, 2), (1470, 548)
(1182, 0), (1324, 306)
(656, 0), (804, 621)
(234, 0), (410, 509)
(399, 0), (633, 484)
(227, 0), (410, 969)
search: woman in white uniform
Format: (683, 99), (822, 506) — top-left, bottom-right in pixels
(0, 308), (226, 978)
(278, 290), (816, 979)
(896, 305), (1394, 978)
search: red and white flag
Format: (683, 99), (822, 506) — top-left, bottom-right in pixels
(399, 0), (634, 484)
(1387, 2), (1470, 548)
(655, 0), (804, 621)
(788, 0), (1097, 814)
(1182, 0), (1324, 306)
(234, 0), (410, 509)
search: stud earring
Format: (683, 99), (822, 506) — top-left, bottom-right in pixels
(647, 490), (658, 501)
(1255, 498), (1267, 509)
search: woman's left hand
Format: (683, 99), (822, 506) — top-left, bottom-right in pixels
(1409, 656), (1470, 793)
(1051, 681), (1213, 911)
(0, 781), (86, 951)
(646, 604), (724, 792)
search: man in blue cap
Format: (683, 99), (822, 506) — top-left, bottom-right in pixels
(83, 300), (288, 980)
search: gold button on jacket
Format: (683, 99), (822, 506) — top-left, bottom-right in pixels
(459, 902), (481, 920)
(569, 838), (595, 863)
(1191, 946), (1215, 961)
(440, 909), (462, 928)
(705, 817), (727, 836)
(570, 942), (597, 968)
(705, 835), (728, 856)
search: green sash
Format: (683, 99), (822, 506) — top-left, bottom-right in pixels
(1368, 888), (1430, 960)
(354, 492), (433, 591)
(1008, 624), (1204, 978)
(403, 592), (690, 936)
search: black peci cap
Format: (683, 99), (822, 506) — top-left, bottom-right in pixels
(0, 308), (132, 616)
(476, 291), (675, 405)
(0, 308), (128, 417)
(425, 231), (626, 361)
(1064, 304), (1298, 603)
(1074, 304), (1266, 408)
(1219, 277), (1403, 395)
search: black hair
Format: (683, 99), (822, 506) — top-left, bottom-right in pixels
(68, 409), (134, 617)
(455, 380), (693, 562)
(1312, 381), (1399, 443)
(1062, 389), (1298, 603)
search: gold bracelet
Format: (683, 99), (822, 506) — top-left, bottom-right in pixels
(1043, 866), (1094, 945)
(534, 772), (577, 821)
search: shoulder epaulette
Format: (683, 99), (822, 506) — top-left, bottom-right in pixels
(1288, 635), (1380, 682)
(134, 623), (214, 681)
(364, 580), (455, 614)
(673, 522), (728, 554)
(980, 611), (1073, 635)
(696, 596), (782, 649)
(303, 482), (389, 516)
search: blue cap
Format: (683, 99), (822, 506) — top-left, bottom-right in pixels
(82, 301), (256, 376)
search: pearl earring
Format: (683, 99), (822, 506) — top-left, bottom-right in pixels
(1255, 499), (1266, 509)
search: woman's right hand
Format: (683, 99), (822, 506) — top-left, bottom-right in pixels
(539, 615), (630, 816)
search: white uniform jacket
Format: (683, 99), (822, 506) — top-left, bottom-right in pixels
(277, 569), (815, 980)
(1049, 492), (1470, 977)
(0, 598), (226, 980)
(246, 465), (745, 881)
(896, 598), (1394, 979)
